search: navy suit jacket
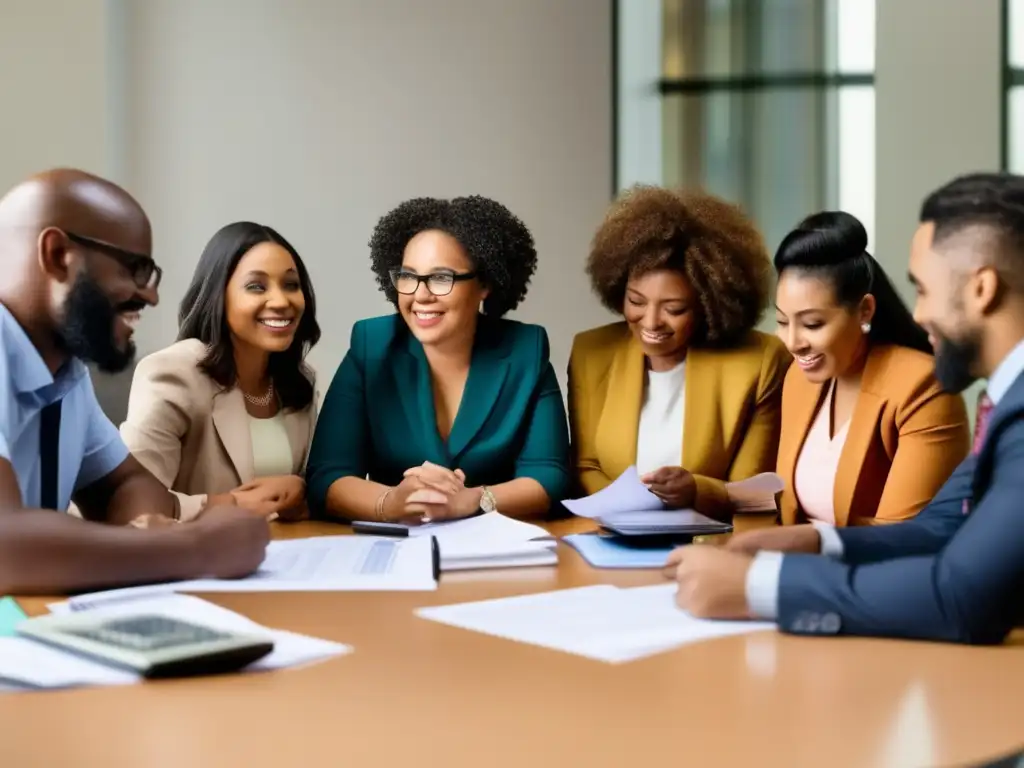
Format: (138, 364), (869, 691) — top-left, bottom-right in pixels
(777, 372), (1024, 644)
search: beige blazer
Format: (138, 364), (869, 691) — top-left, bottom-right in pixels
(120, 339), (317, 521)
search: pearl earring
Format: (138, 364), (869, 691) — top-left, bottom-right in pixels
(861, 322), (872, 334)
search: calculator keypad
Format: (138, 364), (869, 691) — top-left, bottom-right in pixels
(66, 616), (234, 651)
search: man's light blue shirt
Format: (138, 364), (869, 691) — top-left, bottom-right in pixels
(745, 338), (1024, 619)
(0, 304), (129, 511)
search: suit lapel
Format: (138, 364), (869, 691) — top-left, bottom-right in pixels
(448, 324), (509, 461)
(211, 388), (253, 483)
(973, 371), (1024, 498)
(595, 334), (645, 478)
(832, 349), (888, 526)
(392, 338), (448, 463)
(681, 348), (716, 475)
(281, 409), (311, 472)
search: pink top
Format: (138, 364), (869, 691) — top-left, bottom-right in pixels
(793, 382), (850, 525)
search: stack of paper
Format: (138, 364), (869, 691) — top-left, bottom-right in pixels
(0, 594), (349, 692)
(417, 583), (775, 663)
(409, 513), (557, 571)
(50, 535), (438, 613)
(562, 466), (782, 534)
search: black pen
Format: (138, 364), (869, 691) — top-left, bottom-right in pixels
(351, 521), (410, 537)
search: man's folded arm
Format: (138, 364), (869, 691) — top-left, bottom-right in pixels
(772, 444), (1024, 644)
(833, 455), (976, 565)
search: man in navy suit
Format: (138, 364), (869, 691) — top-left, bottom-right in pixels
(665, 172), (1024, 644)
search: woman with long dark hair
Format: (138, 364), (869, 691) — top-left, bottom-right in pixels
(773, 211), (969, 527)
(120, 221), (320, 521)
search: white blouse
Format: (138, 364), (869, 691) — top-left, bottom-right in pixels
(636, 361), (686, 476)
(793, 381), (850, 525)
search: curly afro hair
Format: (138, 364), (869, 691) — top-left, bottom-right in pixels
(586, 185), (771, 347)
(369, 195), (538, 317)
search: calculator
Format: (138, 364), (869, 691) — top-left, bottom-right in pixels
(17, 612), (275, 679)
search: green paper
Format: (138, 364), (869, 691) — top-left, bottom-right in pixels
(0, 597), (27, 636)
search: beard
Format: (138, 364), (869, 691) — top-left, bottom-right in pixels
(933, 327), (981, 394)
(57, 272), (139, 373)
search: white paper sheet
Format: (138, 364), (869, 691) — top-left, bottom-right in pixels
(1, 594), (350, 691)
(562, 466), (782, 528)
(725, 472), (785, 512)
(416, 583), (775, 663)
(52, 535), (437, 614)
(561, 466), (664, 518)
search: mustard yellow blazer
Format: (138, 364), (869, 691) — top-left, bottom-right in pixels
(567, 322), (791, 520)
(777, 343), (970, 526)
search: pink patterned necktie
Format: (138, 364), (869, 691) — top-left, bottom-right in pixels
(964, 391), (993, 515)
(973, 390), (994, 455)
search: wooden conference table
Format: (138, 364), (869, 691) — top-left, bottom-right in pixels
(1, 518), (1023, 768)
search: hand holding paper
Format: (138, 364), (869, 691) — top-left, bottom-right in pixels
(562, 466), (665, 518)
(562, 466), (783, 536)
(639, 465), (697, 508)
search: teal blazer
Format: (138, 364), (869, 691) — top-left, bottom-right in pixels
(306, 314), (571, 517)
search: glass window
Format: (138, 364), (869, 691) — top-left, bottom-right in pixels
(656, 0), (876, 249)
(1009, 87), (1024, 174)
(1008, 0), (1024, 172)
(1010, 0), (1024, 70)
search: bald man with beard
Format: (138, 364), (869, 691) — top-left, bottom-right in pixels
(0, 168), (269, 594)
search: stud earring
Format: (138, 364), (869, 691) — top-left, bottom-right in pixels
(861, 322), (872, 334)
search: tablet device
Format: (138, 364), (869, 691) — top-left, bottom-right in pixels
(18, 611), (274, 679)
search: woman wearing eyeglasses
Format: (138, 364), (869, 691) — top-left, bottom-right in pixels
(119, 221), (321, 521)
(306, 196), (571, 524)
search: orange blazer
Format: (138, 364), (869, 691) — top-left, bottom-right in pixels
(567, 322), (791, 520)
(777, 343), (970, 526)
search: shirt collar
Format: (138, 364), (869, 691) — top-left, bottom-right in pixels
(986, 337), (1024, 405)
(0, 303), (87, 397)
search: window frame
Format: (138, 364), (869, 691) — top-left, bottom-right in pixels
(1001, 0), (1020, 171)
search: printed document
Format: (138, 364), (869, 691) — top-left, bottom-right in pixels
(417, 583), (775, 663)
(51, 535), (437, 613)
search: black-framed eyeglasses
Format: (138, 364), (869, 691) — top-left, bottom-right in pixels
(65, 231), (162, 290)
(389, 269), (477, 297)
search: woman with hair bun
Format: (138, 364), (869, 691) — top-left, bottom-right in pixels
(773, 211), (969, 528)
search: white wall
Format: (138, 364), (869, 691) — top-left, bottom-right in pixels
(874, 0), (1003, 421)
(874, 0), (1002, 279)
(0, 0), (109, 184)
(2, 0), (613, 419)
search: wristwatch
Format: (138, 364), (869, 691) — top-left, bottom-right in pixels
(479, 486), (497, 514)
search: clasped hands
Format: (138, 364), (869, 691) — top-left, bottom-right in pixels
(230, 475), (308, 520)
(384, 461), (482, 524)
(127, 475), (307, 529)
